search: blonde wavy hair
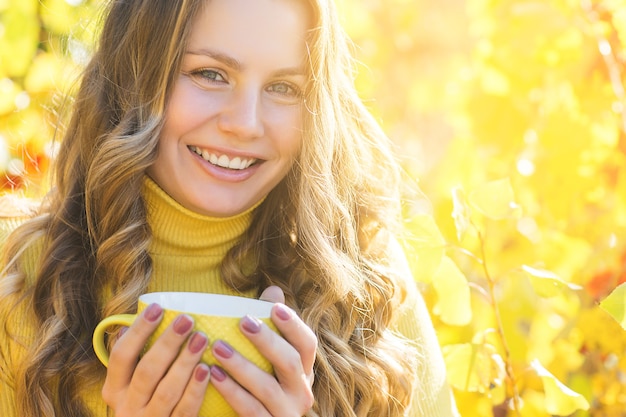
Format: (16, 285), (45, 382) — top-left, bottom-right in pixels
(1, 0), (417, 416)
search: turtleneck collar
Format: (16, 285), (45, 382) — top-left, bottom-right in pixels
(143, 176), (257, 258)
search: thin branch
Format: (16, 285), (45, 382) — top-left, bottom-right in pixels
(581, 0), (626, 134)
(474, 226), (522, 416)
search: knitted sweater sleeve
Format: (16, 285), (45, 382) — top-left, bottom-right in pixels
(0, 211), (110, 417)
(0, 292), (26, 417)
(0, 214), (33, 417)
(387, 238), (460, 417)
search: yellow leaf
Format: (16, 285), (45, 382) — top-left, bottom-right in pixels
(530, 359), (590, 415)
(599, 283), (626, 330)
(40, 0), (84, 35)
(480, 66), (510, 96)
(451, 185), (471, 241)
(468, 178), (522, 220)
(521, 265), (583, 298)
(0, 134), (12, 171)
(24, 53), (65, 94)
(0, 78), (20, 115)
(432, 256), (472, 325)
(401, 214), (445, 283)
(5, 0), (37, 13)
(0, 3), (39, 77)
(443, 342), (506, 394)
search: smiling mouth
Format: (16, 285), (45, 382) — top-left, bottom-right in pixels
(189, 146), (258, 170)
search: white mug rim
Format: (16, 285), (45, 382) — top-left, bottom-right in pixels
(138, 292), (274, 317)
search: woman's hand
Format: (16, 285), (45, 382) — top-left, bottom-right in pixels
(101, 304), (210, 417)
(209, 286), (317, 417)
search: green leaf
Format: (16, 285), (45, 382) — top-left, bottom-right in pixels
(530, 359), (590, 415)
(468, 178), (522, 220)
(599, 282), (626, 330)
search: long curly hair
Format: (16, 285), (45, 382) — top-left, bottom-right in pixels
(0, 0), (418, 416)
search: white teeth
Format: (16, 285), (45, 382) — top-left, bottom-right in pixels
(190, 146), (256, 170)
(229, 157), (241, 169)
(217, 155), (229, 167)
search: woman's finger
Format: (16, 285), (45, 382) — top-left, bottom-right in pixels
(144, 331), (209, 415)
(102, 309), (198, 413)
(213, 313), (315, 416)
(127, 314), (196, 404)
(103, 303), (164, 396)
(258, 285), (285, 304)
(209, 365), (272, 417)
(269, 303), (317, 375)
(211, 337), (287, 414)
(170, 363), (212, 416)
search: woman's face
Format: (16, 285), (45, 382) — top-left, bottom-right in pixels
(147, 0), (310, 217)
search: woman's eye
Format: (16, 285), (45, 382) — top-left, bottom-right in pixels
(190, 69), (226, 83)
(267, 82), (300, 97)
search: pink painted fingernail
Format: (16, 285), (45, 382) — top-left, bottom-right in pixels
(213, 340), (234, 359)
(173, 315), (193, 335)
(195, 364), (210, 382)
(188, 332), (208, 354)
(241, 315), (262, 334)
(274, 303), (291, 321)
(144, 303), (163, 322)
(210, 366), (227, 382)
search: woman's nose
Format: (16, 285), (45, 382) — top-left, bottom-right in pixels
(217, 89), (264, 139)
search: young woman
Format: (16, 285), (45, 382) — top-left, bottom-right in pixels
(0, 0), (459, 416)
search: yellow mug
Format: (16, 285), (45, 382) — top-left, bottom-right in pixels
(92, 292), (277, 417)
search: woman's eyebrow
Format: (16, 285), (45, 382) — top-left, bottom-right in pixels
(273, 67), (307, 77)
(186, 48), (306, 77)
(187, 48), (242, 70)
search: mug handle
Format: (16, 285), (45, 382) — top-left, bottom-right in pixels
(92, 314), (137, 367)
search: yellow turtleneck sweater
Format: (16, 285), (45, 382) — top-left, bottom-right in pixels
(0, 177), (458, 417)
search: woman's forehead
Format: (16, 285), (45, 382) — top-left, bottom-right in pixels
(184, 0), (311, 73)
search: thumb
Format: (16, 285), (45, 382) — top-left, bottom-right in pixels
(259, 285), (285, 304)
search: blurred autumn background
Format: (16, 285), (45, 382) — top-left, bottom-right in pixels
(1, 0), (625, 415)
